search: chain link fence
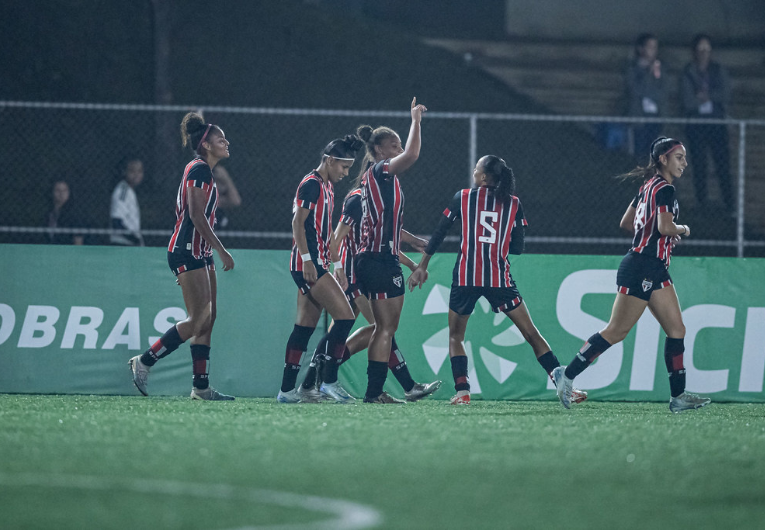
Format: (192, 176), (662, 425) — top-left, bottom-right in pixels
(1, 101), (763, 257)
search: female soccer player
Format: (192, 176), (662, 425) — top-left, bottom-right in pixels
(297, 181), (441, 403)
(354, 97), (428, 404)
(552, 137), (711, 413)
(408, 155), (587, 405)
(128, 112), (235, 400)
(277, 134), (363, 404)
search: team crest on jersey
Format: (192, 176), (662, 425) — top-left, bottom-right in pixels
(642, 279), (653, 292)
(393, 275), (403, 288)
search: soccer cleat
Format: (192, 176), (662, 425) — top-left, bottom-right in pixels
(319, 381), (356, 404)
(191, 386), (235, 401)
(276, 388), (301, 404)
(363, 392), (406, 404)
(669, 392), (711, 413)
(552, 366), (573, 409)
(296, 385), (327, 403)
(450, 390), (470, 405)
(404, 380), (443, 402)
(128, 355), (150, 396)
(571, 388), (588, 405)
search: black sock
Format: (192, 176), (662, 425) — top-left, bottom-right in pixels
(450, 355), (470, 392)
(565, 333), (611, 380)
(322, 319), (354, 384)
(281, 325), (314, 392)
(664, 337), (686, 398)
(191, 344), (210, 389)
(537, 351), (560, 376)
(140, 325), (184, 367)
(365, 360), (388, 399)
(389, 337), (415, 392)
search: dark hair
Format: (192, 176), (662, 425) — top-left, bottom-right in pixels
(481, 155), (515, 204)
(322, 134), (364, 160)
(634, 32), (658, 56)
(692, 33), (712, 50)
(352, 124), (399, 188)
(180, 112), (222, 155)
(617, 136), (684, 181)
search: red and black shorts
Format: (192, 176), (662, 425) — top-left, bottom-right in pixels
(449, 284), (523, 316)
(616, 251), (673, 301)
(168, 251), (215, 277)
(345, 282), (364, 303)
(356, 252), (405, 300)
(291, 265), (329, 295)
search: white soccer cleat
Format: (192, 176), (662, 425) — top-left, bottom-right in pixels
(450, 390), (470, 405)
(296, 385), (327, 403)
(669, 392), (711, 413)
(552, 366), (573, 409)
(319, 381), (356, 404)
(404, 380), (442, 402)
(571, 388), (588, 405)
(191, 386), (235, 401)
(128, 355), (150, 396)
(276, 388), (301, 404)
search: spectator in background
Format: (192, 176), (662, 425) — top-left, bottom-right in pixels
(681, 34), (733, 211)
(110, 157), (144, 245)
(47, 180), (84, 245)
(625, 33), (668, 160)
(212, 164), (241, 230)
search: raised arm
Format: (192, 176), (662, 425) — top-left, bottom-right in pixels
(387, 97), (427, 176)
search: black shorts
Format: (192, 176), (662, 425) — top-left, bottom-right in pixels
(291, 265), (329, 295)
(345, 282), (364, 303)
(356, 252), (405, 300)
(449, 285), (523, 316)
(167, 251), (215, 276)
(616, 251), (672, 301)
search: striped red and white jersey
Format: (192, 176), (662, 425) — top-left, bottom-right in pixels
(338, 189), (363, 284)
(630, 175), (679, 268)
(359, 160), (404, 256)
(290, 171), (334, 272)
(167, 158), (218, 258)
(445, 187), (527, 287)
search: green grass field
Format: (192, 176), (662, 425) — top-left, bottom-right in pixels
(1, 395), (763, 530)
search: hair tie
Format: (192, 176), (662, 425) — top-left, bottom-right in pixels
(196, 124), (213, 151)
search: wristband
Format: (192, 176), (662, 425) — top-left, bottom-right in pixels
(333, 261), (343, 270)
(301, 253), (312, 262)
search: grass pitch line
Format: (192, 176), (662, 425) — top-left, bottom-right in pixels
(0, 472), (382, 530)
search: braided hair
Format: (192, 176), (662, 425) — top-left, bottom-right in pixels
(617, 136), (684, 182)
(481, 155), (516, 204)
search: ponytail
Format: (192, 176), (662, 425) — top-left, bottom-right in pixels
(617, 136), (684, 182)
(353, 123), (398, 187)
(481, 155), (515, 204)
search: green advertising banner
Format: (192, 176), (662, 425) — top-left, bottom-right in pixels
(0, 244), (763, 402)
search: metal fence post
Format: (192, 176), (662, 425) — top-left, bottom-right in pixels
(469, 114), (477, 185)
(737, 121), (746, 258)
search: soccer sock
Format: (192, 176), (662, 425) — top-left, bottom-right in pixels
(388, 337), (415, 392)
(140, 324), (184, 367)
(565, 333), (612, 380)
(664, 337), (686, 398)
(450, 355), (470, 392)
(281, 325), (314, 393)
(190, 344), (210, 390)
(365, 360), (388, 399)
(321, 319), (355, 385)
(537, 351), (561, 377)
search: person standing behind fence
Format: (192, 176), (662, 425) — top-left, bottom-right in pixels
(355, 97), (427, 404)
(277, 134), (363, 404)
(128, 112), (235, 401)
(625, 33), (668, 159)
(407, 155), (587, 405)
(109, 157), (144, 246)
(212, 164), (242, 230)
(552, 137), (711, 414)
(681, 34), (733, 212)
(47, 180), (84, 245)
